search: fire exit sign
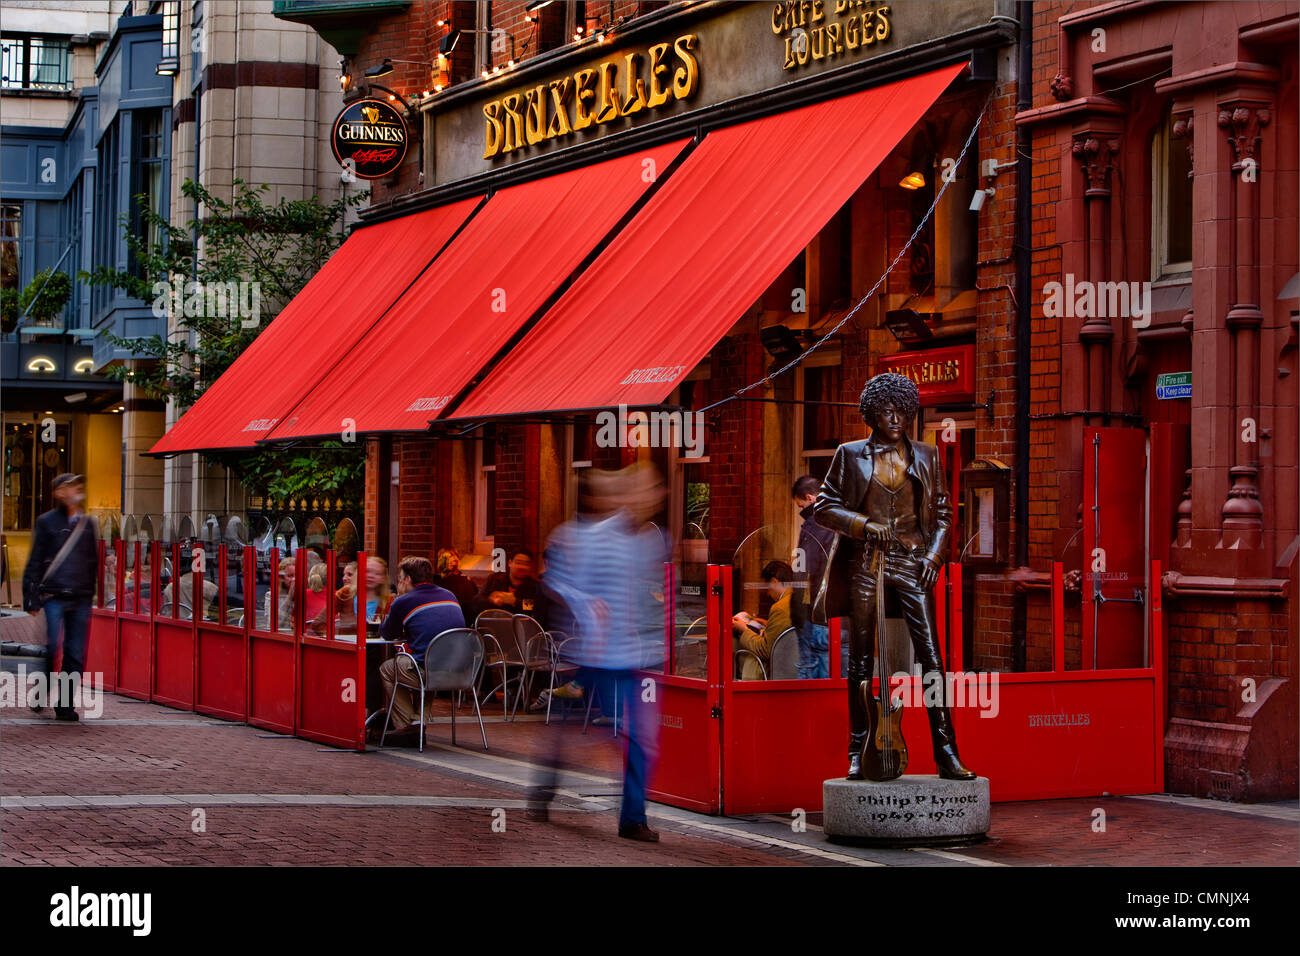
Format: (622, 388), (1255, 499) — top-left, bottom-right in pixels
(1156, 371), (1192, 400)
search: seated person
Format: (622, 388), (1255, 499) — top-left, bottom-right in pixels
(433, 548), (478, 616)
(161, 572), (220, 620)
(264, 556), (296, 630)
(731, 560), (795, 681)
(362, 556), (394, 622)
(472, 549), (543, 622)
(376, 556), (466, 736)
(303, 558), (329, 624)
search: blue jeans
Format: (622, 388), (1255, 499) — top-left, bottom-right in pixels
(41, 596), (91, 710)
(531, 666), (658, 828)
(797, 621), (830, 679)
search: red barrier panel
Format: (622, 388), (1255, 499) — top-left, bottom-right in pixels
(687, 562), (1166, 814)
(297, 550), (367, 750)
(86, 539), (119, 694)
(645, 563), (723, 814)
(195, 545), (249, 721)
(248, 547), (296, 735)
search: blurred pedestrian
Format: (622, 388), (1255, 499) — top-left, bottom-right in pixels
(22, 474), (99, 720)
(530, 463), (668, 841)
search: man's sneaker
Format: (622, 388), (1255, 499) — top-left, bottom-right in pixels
(552, 682), (583, 700)
(591, 715), (614, 727)
(53, 709), (79, 722)
(618, 823), (659, 842)
(527, 691), (551, 713)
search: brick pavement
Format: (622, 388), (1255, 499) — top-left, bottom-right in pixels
(2, 692), (1296, 867)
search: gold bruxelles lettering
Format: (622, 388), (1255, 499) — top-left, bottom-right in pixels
(876, 5), (891, 41)
(501, 92), (526, 153)
(483, 101), (504, 158)
(546, 77), (573, 138)
(572, 68), (597, 129)
(646, 42), (672, 108)
(596, 60), (624, 123)
(672, 34), (699, 100)
(484, 34), (699, 156)
(622, 51), (648, 116)
(524, 85), (547, 145)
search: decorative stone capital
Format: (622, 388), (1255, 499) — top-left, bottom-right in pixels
(1217, 103), (1271, 171)
(1071, 134), (1121, 197)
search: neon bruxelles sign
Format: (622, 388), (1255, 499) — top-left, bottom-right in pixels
(331, 98), (408, 179)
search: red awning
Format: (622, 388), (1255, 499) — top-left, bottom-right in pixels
(149, 199), (480, 454)
(264, 139), (689, 441)
(448, 63), (966, 420)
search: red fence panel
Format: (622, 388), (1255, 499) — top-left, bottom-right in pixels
(297, 550), (367, 750)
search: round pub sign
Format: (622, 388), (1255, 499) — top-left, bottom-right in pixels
(331, 98), (408, 180)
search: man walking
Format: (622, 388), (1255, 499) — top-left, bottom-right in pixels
(23, 474), (99, 721)
(530, 463), (668, 841)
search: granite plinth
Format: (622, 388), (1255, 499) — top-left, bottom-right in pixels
(823, 775), (990, 847)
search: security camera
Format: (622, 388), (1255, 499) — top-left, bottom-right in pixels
(969, 186), (995, 212)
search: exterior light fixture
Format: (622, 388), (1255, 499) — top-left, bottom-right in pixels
(439, 31), (460, 55)
(366, 58), (394, 78)
(27, 356), (56, 372)
(73, 358), (93, 373)
(899, 171), (926, 190)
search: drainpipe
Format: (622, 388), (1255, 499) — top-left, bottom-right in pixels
(1012, 1), (1033, 671)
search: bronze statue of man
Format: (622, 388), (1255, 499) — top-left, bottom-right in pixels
(812, 372), (976, 781)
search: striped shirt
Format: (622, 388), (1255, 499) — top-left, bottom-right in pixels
(379, 583), (465, 661)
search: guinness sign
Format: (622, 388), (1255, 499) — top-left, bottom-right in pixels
(331, 98), (409, 180)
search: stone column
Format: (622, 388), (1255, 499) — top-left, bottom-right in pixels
(1071, 126), (1121, 420)
(1216, 92), (1271, 549)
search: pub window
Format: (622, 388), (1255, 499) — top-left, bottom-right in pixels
(474, 425), (497, 552)
(154, 1), (179, 72)
(1152, 108), (1193, 281)
(563, 419), (596, 518)
(1, 203), (20, 302)
(132, 110), (166, 277)
(795, 352), (843, 484)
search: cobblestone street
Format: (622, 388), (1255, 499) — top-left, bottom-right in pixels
(3, 693), (1295, 868)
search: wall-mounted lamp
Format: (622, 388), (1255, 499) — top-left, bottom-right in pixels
(27, 356), (56, 372)
(73, 358), (93, 373)
(969, 186), (996, 212)
(898, 171), (927, 190)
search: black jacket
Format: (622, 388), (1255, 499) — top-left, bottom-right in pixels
(812, 435), (952, 623)
(23, 507), (100, 608)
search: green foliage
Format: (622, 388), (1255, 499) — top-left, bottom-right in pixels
(1, 268), (73, 332)
(82, 177), (367, 501)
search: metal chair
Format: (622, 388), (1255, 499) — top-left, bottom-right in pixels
(673, 616), (707, 678)
(544, 630), (582, 724)
(475, 609), (525, 719)
(511, 613), (551, 719)
(768, 627), (799, 680)
(379, 627), (487, 752)
(735, 647), (768, 681)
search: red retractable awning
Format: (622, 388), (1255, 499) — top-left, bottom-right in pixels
(448, 63), (965, 420)
(264, 139), (689, 441)
(149, 199), (480, 454)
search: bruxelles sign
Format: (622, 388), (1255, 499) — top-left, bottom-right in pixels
(331, 98), (408, 179)
(483, 34), (699, 159)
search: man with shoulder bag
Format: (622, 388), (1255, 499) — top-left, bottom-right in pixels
(22, 474), (100, 721)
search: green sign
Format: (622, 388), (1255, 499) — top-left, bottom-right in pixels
(1156, 371), (1192, 400)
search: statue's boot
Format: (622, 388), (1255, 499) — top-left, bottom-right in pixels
(846, 669), (871, 779)
(927, 702), (976, 780)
